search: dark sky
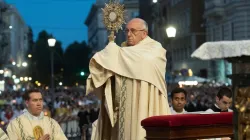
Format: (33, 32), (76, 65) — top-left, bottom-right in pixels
(6, 0), (95, 49)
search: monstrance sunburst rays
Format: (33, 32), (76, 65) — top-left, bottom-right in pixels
(102, 0), (126, 42)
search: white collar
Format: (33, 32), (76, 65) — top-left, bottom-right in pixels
(170, 106), (186, 114)
(214, 104), (220, 109)
(23, 109), (44, 120)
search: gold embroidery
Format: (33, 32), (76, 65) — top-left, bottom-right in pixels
(119, 77), (127, 140)
(33, 126), (44, 140)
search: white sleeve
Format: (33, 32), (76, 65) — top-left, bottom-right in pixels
(51, 119), (68, 140)
(6, 121), (19, 140)
(0, 128), (9, 140)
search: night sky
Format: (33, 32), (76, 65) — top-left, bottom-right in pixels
(6, 0), (95, 50)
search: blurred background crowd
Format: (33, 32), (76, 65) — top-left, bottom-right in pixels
(0, 83), (231, 140)
(0, 87), (99, 140)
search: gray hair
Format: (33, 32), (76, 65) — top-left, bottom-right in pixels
(142, 20), (148, 32)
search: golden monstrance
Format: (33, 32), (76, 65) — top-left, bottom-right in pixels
(102, 0), (126, 42)
(33, 125), (44, 140)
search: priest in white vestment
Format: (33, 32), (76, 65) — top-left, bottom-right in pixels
(87, 18), (171, 140)
(7, 89), (67, 140)
(0, 128), (9, 140)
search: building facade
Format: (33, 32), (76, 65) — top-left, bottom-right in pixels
(85, 0), (108, 53)
(0, 2), (28, 90)
(0, 0), (9, 68)
(150, 0), (209, 82)
(203, 0), (250, 83)
(115, 0), (139, 45)
(139, 0), (153, 36)
(85, 0), (139, 53)
(3, 5), (29, 67)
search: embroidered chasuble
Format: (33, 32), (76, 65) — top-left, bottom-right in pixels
(87, 37), (171, 140)
(7, 109), (67, 140)
(0, 128), (9, 140)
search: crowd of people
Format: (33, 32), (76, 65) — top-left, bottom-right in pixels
(0, 88), (99, 140)
(0, 17), (234, 140)
(170, 85), (233, 112)
(0, 85), (232, 140)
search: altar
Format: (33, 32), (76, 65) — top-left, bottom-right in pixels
(141, 40), (250, 139)
(141, 112), (233, 140)
(191, 40), (250, 140)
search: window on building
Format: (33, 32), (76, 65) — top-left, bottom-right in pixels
(231, 22), (234, 40)
(171, 0), (174, 6)
(200, 69), (208, 78)
(185, 47), (188, 59)
(181, 48), (185, 60)
(162, 6), (167, 19)
(213, 28), (216, 41)
(131, 11), (139, 18)
(221, 25), (224, 40)
(186, 9), (190, 27)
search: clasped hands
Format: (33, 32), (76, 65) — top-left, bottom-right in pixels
(38, 134), (50, 140)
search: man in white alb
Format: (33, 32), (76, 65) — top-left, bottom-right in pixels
(87, 18), (171, 140)
(0, 128), (9, 140)
(7, 89), (67, 140)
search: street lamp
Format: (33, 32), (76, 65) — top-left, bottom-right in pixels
(59, 82), (62, 86)
(48, 38), (56, 97)
(22, 62), (28, 67)
(166, 26), (176, 38)
(80, 71), (85, 76)
(166, 26), (176, 83)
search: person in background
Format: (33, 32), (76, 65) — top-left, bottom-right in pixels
(185, 94), (197, 112)
(170, 88), (187, 114)
(1, 105), (15, 124)
(201, 87), (233, 140)
(7, 89), (67, 140)
(90, 103), (99, 124)
(206, 87), (233, 112)
(87, 18), (171, 140)
(78, 105), (91, 140)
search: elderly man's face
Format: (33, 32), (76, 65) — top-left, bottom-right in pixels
(125, 20), (147, 46)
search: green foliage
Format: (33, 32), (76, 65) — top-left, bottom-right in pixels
(32, 30), (64, 85)
(30, 29), (92, 86)
(63, 41), (91, 86)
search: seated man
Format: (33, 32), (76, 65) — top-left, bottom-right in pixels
(201, 87), (233, 140)
(7, 89), (67, 140)
(170, 88), (187, 114)
(206, 87), (233, 112)
(0, 128), (9, 140)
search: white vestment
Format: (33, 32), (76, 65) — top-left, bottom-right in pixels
(0, 128), (9, 140)
(7, 109), (67, 140)
(170, 106), (187, 114)
(206, 104), (233, 113)
(87, 37), (171, 140)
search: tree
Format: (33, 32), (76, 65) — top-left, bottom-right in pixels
(33, 30), (63, 86)
(26, 26), (34, 78)
(0, 5), (9, 69)
(63, 41), (91, 86)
